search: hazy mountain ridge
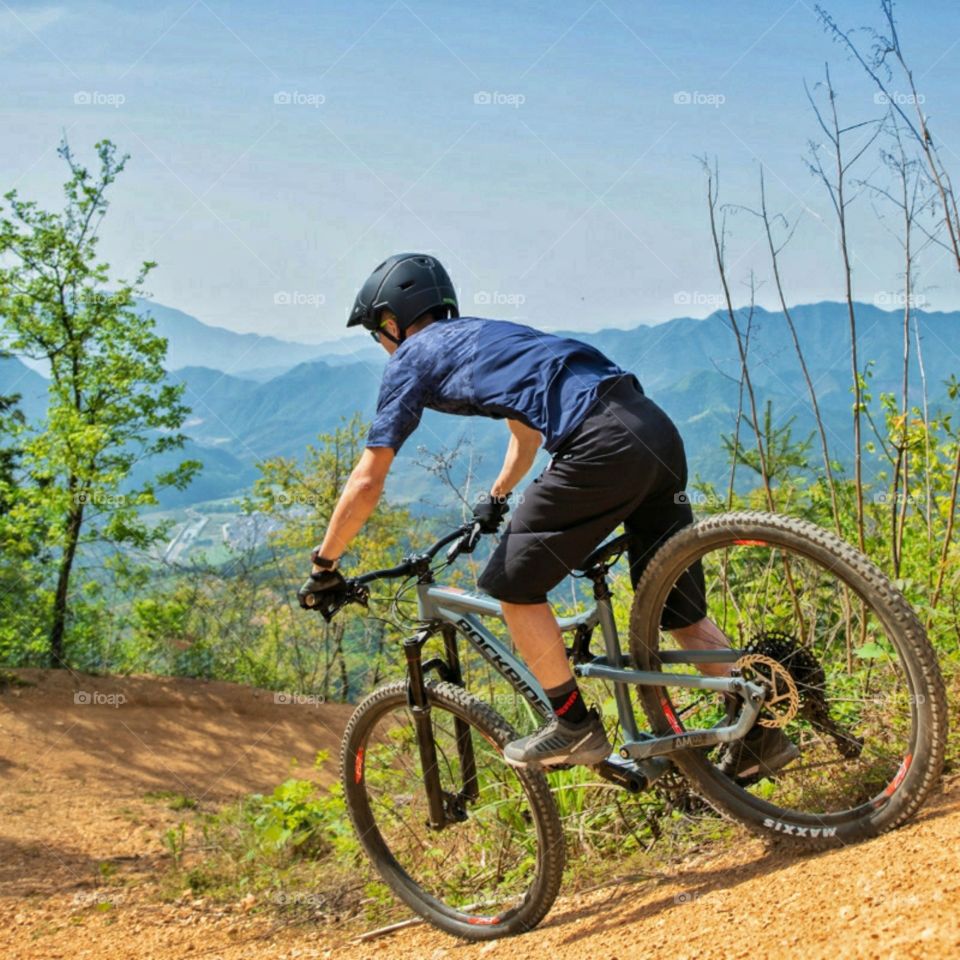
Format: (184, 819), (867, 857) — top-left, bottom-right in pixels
(136, 299), (377, 376)
(3, 300), (957, 508)
(163, 299), (957, 506)
(0, 356), (48, 423)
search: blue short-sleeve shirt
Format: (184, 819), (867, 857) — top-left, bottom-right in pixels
(366, 317), (630, 453)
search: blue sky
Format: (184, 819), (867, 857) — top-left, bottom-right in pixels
(2, 0), (959, 342)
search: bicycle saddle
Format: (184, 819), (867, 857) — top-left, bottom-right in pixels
(576, 533), (631, 572)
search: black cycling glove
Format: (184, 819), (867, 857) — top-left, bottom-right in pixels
(472, 492), (510, 533)
(298, 569), (347, 614)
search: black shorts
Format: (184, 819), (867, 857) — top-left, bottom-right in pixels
(477, 375), (707, 630)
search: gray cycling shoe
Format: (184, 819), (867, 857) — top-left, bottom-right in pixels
(717, 725), (799, 780)
(503, 708), (612, 769)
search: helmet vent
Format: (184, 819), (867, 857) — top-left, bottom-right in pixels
(398, 280), (416, 290)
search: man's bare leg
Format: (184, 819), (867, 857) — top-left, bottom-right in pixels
(500, 599), (611, 767)
(500, 601), (573, 690)
(669, 617), (733, 677)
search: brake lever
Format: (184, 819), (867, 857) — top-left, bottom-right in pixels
(317, 598), (344, 623)
(447, 522), (483, 562)
(349, 580), (370, 606)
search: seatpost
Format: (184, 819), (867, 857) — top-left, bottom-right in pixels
(586, 564), (642, 744)
(590, 567), (612, 603)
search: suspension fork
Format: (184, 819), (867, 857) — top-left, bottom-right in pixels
(404, 625), (479, 829)
(404, 630), (447, 830)
(442, 624), (479, 802)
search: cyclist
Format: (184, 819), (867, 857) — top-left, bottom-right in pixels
(300, 253), (798, 780)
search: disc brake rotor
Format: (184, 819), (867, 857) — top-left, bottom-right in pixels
(735, 653), (800, 728)
(740, 630), (863, 758)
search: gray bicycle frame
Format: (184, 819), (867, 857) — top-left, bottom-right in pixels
(416, 580), (767, 773)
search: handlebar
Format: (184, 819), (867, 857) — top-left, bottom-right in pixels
(301, 521), (486, 621)
(354, 522), (478, 585)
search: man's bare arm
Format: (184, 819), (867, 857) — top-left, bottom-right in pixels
(312, 447), (395, 568)
(491, 420), (541, 498)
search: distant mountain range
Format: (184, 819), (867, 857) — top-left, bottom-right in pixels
(1, 299), (957, 509)
(136, 299), (381, 377)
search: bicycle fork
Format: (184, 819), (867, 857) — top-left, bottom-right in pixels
(403, 626), (478, 831)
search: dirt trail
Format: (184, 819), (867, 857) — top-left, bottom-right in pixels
(1, 670), (958, 959)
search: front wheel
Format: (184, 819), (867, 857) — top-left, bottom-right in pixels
(341, 680), (564, 939)
(631, 511), (947, 847)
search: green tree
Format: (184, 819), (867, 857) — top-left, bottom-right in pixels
(722, 400), (814, 488)
(0, 386), (22, 514)
(250, 414), (417, 697)
(0, 140), (199, 667)
(0, 372), (51, 665)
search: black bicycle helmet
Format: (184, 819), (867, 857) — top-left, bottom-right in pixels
(347, 253), (458, 339)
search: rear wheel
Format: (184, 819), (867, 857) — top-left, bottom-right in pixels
(341, 680), (564, 939)
(631, 511), (947, 847)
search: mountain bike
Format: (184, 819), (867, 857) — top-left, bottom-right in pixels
(307, 511), (947, 940)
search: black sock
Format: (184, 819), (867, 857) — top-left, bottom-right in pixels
(545, 679), (588, 726)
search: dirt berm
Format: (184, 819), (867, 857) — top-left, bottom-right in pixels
(1, 670), (957, 959)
